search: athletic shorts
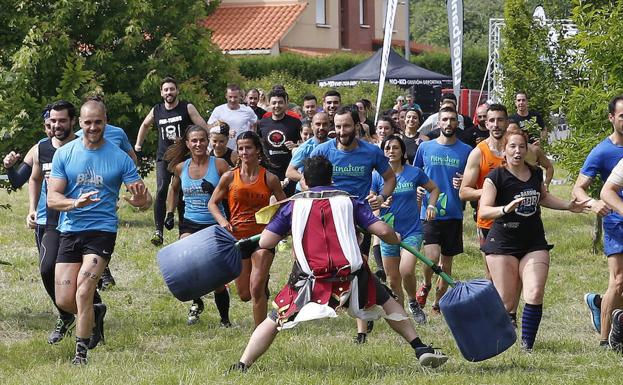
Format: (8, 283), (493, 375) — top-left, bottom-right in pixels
(179, 219), (216, 235)
(381, 234), (423, 258)
(604, 220), (623, 257)
(423, 219), (463, 257)
(57, 231), (117, 264)
(477, 227), (490, 248)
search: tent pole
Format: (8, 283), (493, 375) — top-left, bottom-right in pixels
(477, 56), (493, 106)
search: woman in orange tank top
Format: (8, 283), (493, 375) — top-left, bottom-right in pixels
(209, 131), (286, 327)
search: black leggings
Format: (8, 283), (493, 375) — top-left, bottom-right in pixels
(154, 160), (184, 232)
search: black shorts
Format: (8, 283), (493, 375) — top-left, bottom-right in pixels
(179, 219), (216, 235)
(359, 232), (372, 257)
(57, 231), (117, 264)
(477, 227), (490, 248)
(423, 219), (463, 257)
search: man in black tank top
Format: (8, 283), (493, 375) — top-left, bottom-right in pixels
(134, 77), (209, 246)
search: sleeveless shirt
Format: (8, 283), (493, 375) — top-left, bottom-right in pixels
(476, 140), (504, 229)
(153, 101), (192, 160)
(38, 139), (60, 227)
(181, 157), (222, 224)
(228, 167), (272, 239)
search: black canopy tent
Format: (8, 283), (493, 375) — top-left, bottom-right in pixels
(318, 48), (452, 88)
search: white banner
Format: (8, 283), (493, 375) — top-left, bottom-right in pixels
(374, 0), (398, 125)
(447, 0), (463, 109)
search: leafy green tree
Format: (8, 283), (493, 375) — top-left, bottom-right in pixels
(0, 0), (235, 166)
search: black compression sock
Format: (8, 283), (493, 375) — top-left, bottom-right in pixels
(93, 290), (102, 305)
(410, 337), (426, 350)
(372, 244), (383, 271)
(214, 289), (230, 322)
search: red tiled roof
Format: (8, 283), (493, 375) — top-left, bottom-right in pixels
(203, 3), (307, 52)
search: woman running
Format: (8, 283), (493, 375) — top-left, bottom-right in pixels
(372, 135), (439, 324)
(164, 125), (232, 326)
(479, 127), (588, 351)
(208, 131), (286, 327)
(402, 108), (428, 164)
(209, 121), (238, 168)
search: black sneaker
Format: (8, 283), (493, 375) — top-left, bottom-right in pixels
(354, 333), (367, 344)
(415, 345), (448, 368)
(228, 362), (248, 373)
(409, 300), (427, 324)
(98, 266), (116, 291)
(608, 309), (623, 352)
(88, 303), (107, 350)
(150, 230), (163, 246)
(187, 299), (205, 325)
(48, 315), (75, 344)
(220, 319), (232, 328)
(72, 341), (89, 365)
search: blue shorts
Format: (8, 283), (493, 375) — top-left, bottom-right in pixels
(604, 220), (623, 257)
(381, 234), (423, 258)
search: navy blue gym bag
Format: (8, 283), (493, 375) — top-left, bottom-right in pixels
(157, 226), (257, 302)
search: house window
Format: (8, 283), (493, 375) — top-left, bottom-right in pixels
(359, 0), (368, 26)
(316, 0), (327, 25)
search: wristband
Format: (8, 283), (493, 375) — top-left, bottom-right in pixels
(427, 204), (437, 212)
(501, 206), (507, 215)
(72, 199), (78, 209)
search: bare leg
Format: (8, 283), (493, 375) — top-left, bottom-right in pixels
(600, 254), (623, 341)
(433, 255), (454, 307)
(422, 244), (440, 287)
(399, 249), (419, 300)
(55, 263), (81, 314)
(519, 251), (550, 305)
(75, 254), (107, 338)
(486, 254), (521, 312)
(382, 297), (418, 342)
(239, 317), (279, 366)
(383, 257), (403, 305)
(249, 248), (274, 327)
(235, 259), (252, 302)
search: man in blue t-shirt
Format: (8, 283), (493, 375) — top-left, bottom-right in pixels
(413, 106), (471, 314)
(573, 95), (623, 350)
(286, 112), (330, 192)
(310, 105), (396, 342)
(47, 100), (152, 365)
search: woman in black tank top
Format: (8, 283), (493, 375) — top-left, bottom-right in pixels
(478, 127), (589, 352)
(209, 121), (238, 168)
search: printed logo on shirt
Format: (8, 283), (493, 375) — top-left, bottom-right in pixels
(333, 164), (366, 177)
(394, 181), (415, 194)
(267, 130), (286, 147)
(429, 154), (460, 168)
(76, 168), (103, 187)
(513, 188), (540, 217)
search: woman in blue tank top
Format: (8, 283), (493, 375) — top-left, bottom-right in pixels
(164, 125), (232, 326)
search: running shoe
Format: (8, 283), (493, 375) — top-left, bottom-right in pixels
(150, 230), (163, 246)
(415, 345), (448, 368)
(608, 309), (623, 352)
(354, 333), (367, 344)
(584, 293), (601, 333)
(72, 340), (89, 365)
(431, 304), (441, 315)
(88, 303), (107, 349)
(187, 299), (205, 325)
(228, 362), (248, 373)
(99, 266), (116, 291)
(48, 315), (75, 344)
(416, 284), (431, 308)
(409, 300), (427, 324)
(520, 339), (533, 354)
(220, 319), (232, 328)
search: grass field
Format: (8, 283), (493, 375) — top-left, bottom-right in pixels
(1, 173), (622, 385)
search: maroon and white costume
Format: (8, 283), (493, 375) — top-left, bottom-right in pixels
(264, 187), (407, 329)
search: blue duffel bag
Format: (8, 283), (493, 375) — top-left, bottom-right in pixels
(157, 225), (242, 302)
(439, 279), (517, 362)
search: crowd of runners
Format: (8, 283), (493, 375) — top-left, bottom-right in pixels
(2, 77), (623, 369)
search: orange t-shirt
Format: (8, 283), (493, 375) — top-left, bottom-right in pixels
(476, 140), (504, 229)
(228, 167), (272, 239)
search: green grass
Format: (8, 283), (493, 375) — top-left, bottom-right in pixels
(1, 173), (622, 385)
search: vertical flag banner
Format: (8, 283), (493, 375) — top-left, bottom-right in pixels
(374, 0), (398, 125)
(447, 0), (463, 109)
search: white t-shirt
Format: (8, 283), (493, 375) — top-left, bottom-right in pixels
(607, 158), (623, 186)
(208, 104), (258, 149)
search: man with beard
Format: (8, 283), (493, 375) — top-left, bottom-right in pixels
(413, 106), (471, 316)
(509, 91), (547, 144)
(48, 100), (151, 365)
(258, 89), (302, 197)
(286, 112), (330, 192)
(135, 77), (208, 246)
(459, 104), (509, 282)
(246, 88), (266, 121)
(310, 105), (396, 343)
